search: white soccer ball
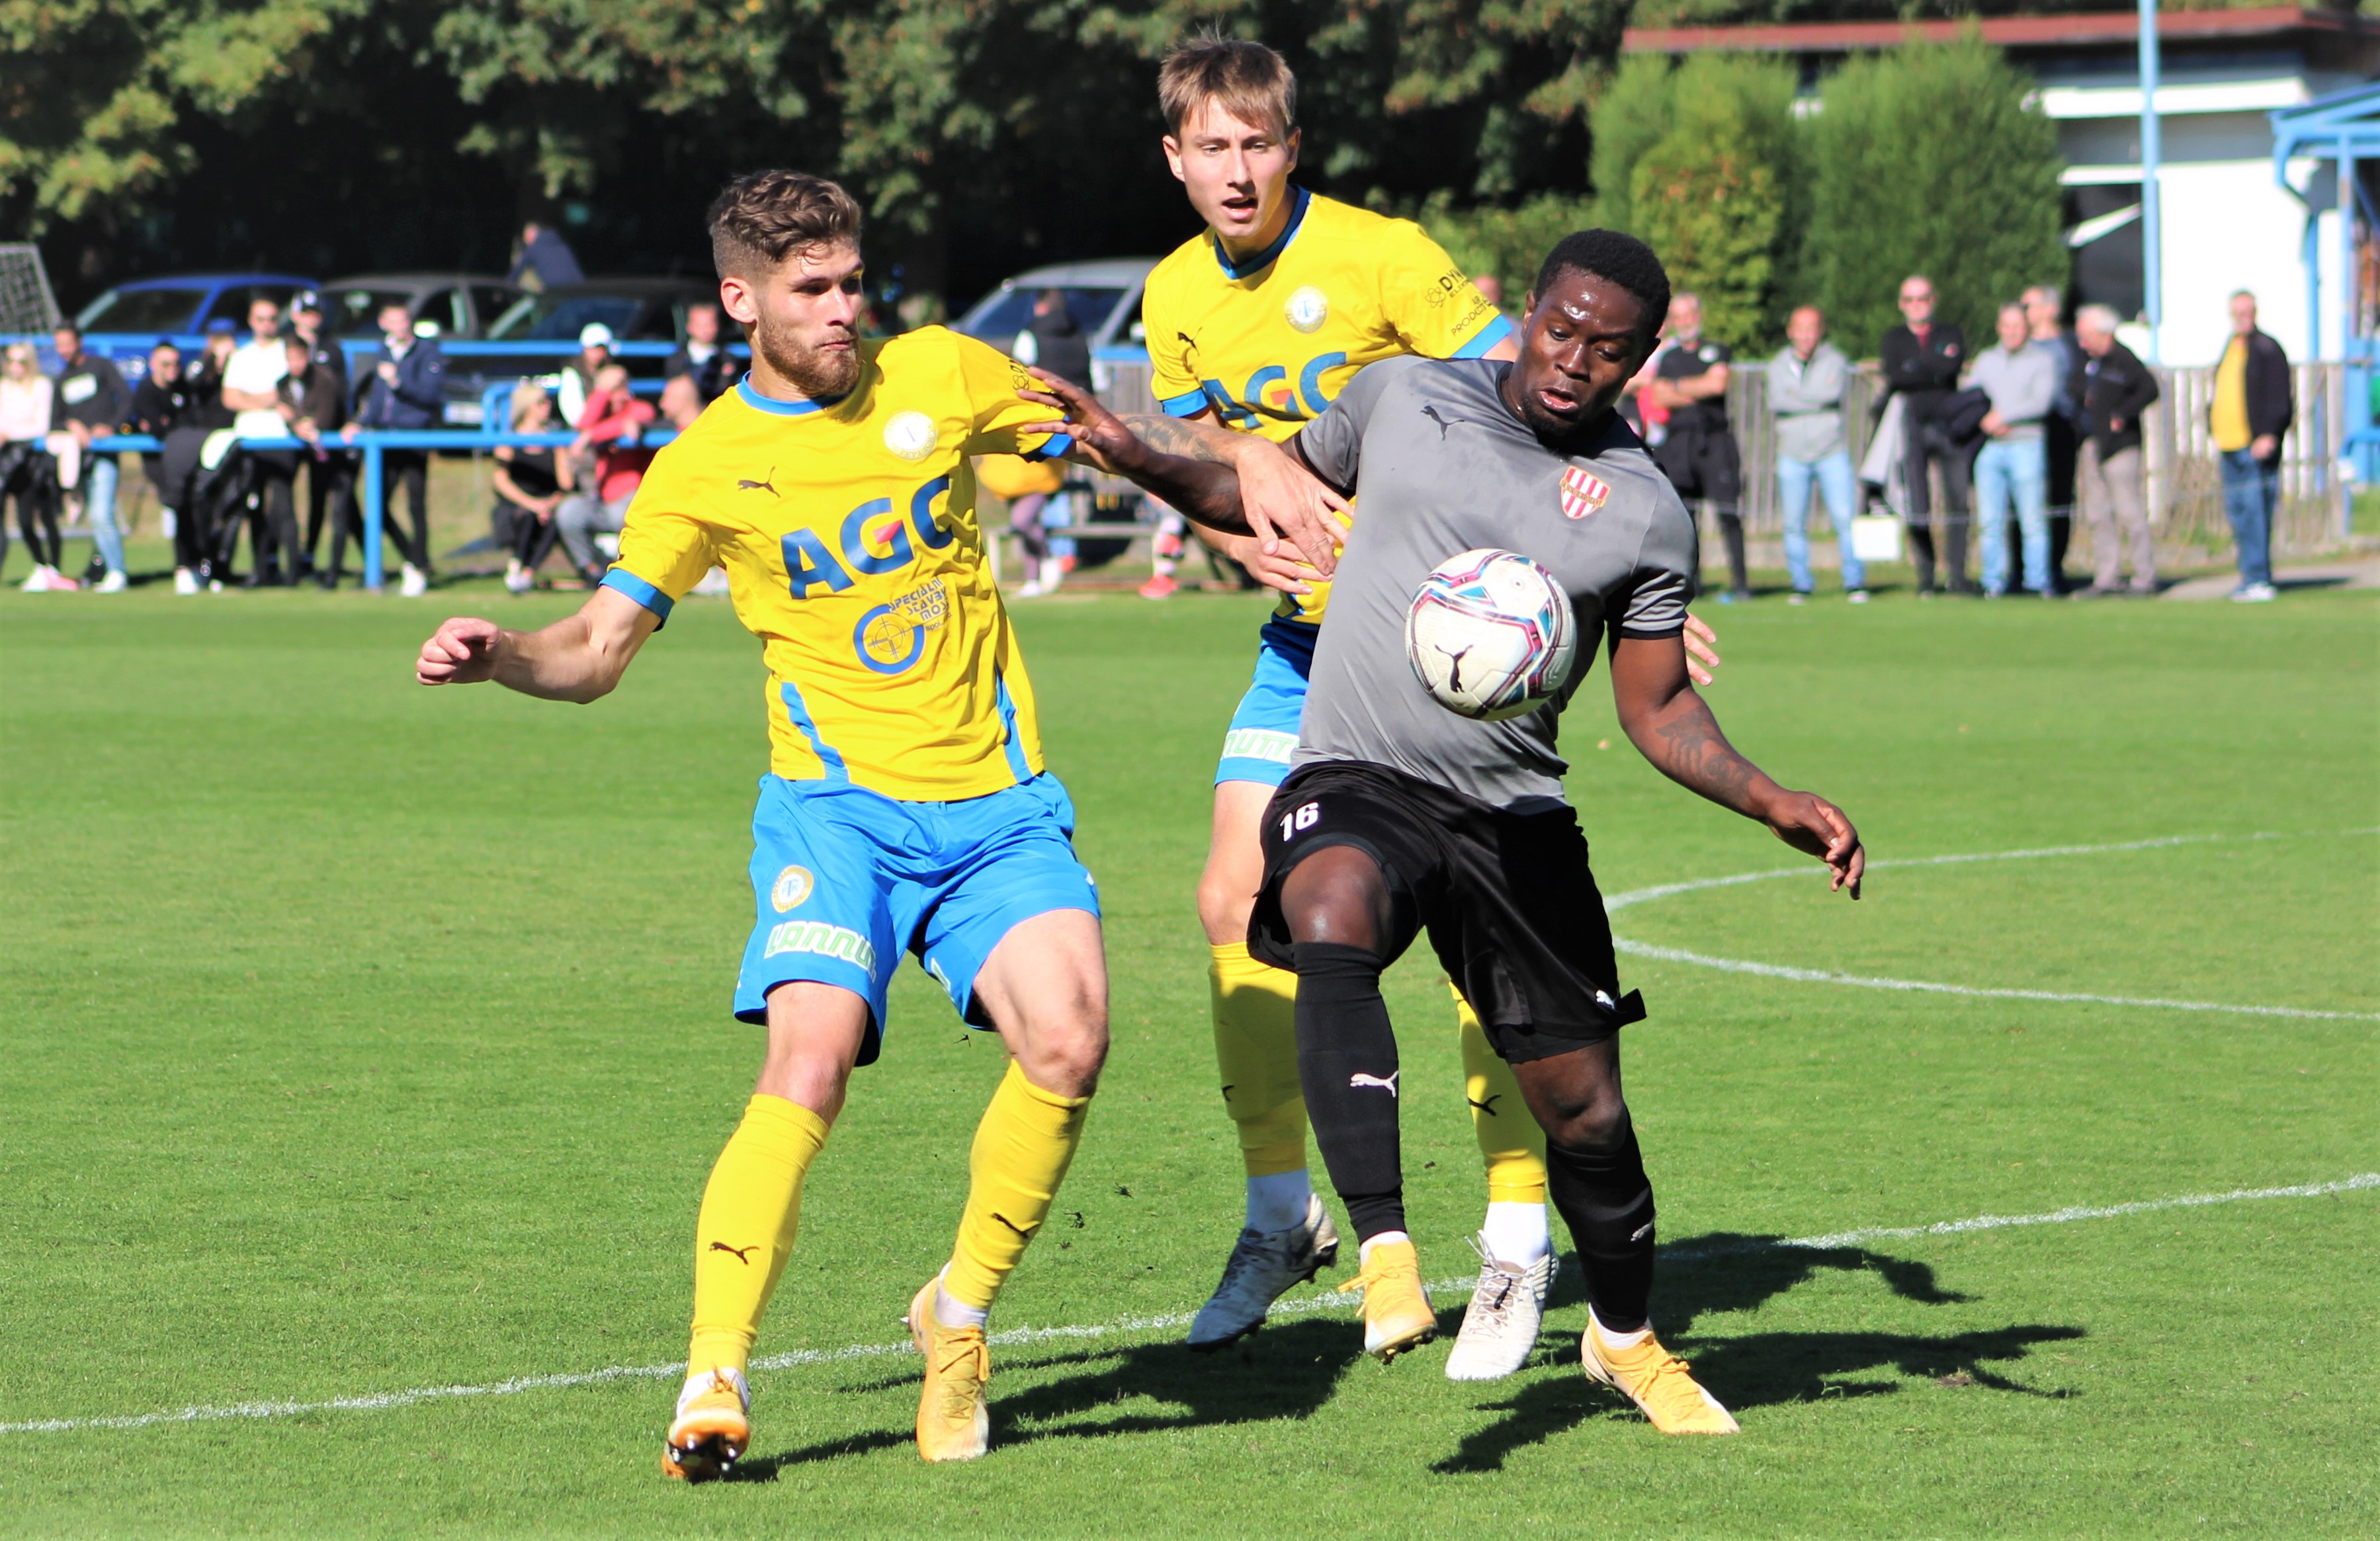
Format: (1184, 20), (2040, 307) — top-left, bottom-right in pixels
(1404, 548), (1578, 721)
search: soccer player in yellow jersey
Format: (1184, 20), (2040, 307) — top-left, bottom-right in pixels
(1142, 40), (1719, 1378)
(412, 171), (1267, 1474)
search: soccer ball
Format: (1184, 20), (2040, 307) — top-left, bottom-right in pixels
(1404, 549), (1578, 721)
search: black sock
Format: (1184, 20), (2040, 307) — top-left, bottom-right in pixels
(1291, 941), (1405, 1243)
(1545, 1117), (1656, 1333)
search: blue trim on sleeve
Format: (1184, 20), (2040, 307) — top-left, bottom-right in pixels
(1453, 313), (1515, 360)
(1210, 187), (1312, 281)
(1022, 432), (1074, 462)
(778, 681), (849, 783)
(736, 376), (847, 416)
(1160, 388), (1211, 418)
(600, 568), (674, 621)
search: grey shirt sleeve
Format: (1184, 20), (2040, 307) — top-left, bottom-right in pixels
(1768, 348), (1845, 417)
(1291, 356), (1412, 491)
(1616, 499), (1699, 638)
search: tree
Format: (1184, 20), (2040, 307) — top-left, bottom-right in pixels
(1801, 34), (2066, 353)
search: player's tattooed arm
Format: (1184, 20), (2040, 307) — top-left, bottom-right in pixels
(1609, 633), (1864, 897)
(1017, 369), (1344, 576)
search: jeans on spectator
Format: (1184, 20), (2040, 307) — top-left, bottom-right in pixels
(79, 453), (126, 574)
(1973, 437), (2050, 594)
(557, 490), (634, 574)
(2078, 441), (2154, 593)
(1777, 449), (1862, 594)
(2219, 449), (2277, 590)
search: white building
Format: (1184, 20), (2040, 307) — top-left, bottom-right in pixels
(1625, 5), (2379, 365)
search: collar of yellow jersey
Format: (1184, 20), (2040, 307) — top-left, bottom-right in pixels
(1209, 185), (1313, 282)
(736, 373), (852, 417)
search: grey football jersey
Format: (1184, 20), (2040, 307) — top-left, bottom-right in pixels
(1290, 355), (1698, 810)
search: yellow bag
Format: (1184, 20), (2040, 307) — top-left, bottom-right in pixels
(974, 454), (1063, 501)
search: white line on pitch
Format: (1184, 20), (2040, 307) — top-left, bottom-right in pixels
(5, 1172), (2371, 1438)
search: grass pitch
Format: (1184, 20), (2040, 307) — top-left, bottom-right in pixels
(1, 578), (2373, 1538)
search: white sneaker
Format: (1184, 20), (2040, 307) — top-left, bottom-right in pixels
(1015, 579), (1045, 599)
(504, 566), (534, 594)
(1444, 1237), (1555, 1382)
(21, 564), (54, 593)
(174, 568), (200, 595)
(1187, 1193), (1341, 1350)
(1846, 589), (1871, 604)
(400, 563), (427, 597)
(95, 570), (128, 594)
(2231, 582), (2277, 603)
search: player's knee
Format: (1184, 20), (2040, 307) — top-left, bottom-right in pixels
(1542, 1086), (1629, 1152)
(1278, 846), (1392, 951)
(1196, 870), (1256, 947)
(1023, 1011), (1108, 1098)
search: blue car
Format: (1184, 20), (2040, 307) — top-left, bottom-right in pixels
(73, 273), (319, 377)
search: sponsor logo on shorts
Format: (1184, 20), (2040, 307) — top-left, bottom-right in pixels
(763, 920), (878, 977)
(1222, 726), (1297, 764)
(771, 864), (814, 912)
(1560, 466), (1609, 520)
(1285, 286), (1329, 333)
(882, 410), (938, 461)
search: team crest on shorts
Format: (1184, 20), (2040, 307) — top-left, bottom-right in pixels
(882, 410), (938, 461)
(771, 864), (815, 912)
(1559, 466), (1609, 520)
(1285, 286), (1329, 334)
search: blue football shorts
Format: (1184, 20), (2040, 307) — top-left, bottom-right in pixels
(732, 771), (1099, 1063)
(1214, 616), (1318, 788)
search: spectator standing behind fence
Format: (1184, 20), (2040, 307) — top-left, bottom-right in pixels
(289, 290), (349, 584)
(283, 333), (361, 590)
(349, 301), (443, 597)
(222, 296), (304, 587)
(165, 322), (238, 593)
(495, 383), (574, 595)
(1, 342), (69, 590)
(1767, 304), (1866, 605)
(1970, 302), (2059, 597)
(1881, 275), (1973, 595)
(558, 323), (613, 429)
(51, 322), (131, 592)
(130, 341), (189, 541)
(2070, 304), (2160, 598)
(2023, 285), (2081, 594)
(2211, 290), (2291, 603)
(554, 364), (653, 587)
(1012, 288), (1091, 389)
(509, 220), (585, 294)
(666, 302), (735, 408)
(1646, 292), (1750, 602)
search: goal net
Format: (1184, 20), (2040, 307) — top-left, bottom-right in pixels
(0, 244), (64, 333)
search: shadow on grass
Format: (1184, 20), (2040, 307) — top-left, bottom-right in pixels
(1431, 1232), (2082, 1474)
(732, 1317), (1363, 1478)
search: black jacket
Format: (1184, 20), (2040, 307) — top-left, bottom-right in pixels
(2074, 341), (2160, 457)
(54, 348), (132, 432)
(2225, 329), (2293, 457)
(128, 376), (191, 437)
(1880, 322), (1967, 421)
(1019, 308), (1090, 388)
(665, 341), (734, 406)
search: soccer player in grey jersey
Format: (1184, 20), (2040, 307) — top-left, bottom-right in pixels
(1029, 230), (1863, 1434)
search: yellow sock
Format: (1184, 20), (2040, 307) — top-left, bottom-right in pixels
(943, 1060), (1093, 1311)
(687, 1094), (829, 1380)
(1455, 985), (1547, 1204)
(1210, 942), (1308, 1177)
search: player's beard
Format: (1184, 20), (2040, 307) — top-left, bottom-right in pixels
(750, 312), (861, 400)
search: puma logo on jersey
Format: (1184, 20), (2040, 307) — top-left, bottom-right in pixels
(738, 468), (779, 496)
(708, 1241), (759, 1264)
(1421, 405), (1463, 440)
(1349, 1071), (1399, 1096)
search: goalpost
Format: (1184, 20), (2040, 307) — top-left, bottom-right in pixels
(0, 243), (64, 333)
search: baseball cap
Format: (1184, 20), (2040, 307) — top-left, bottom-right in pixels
(292, 290), (321, 312)
(578, 322), (615, 349)
(206, 318), (238, 335)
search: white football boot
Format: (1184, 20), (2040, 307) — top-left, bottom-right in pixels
(1187, 1193), (1340, 1350)
(1443, 1234), (1555, 1382)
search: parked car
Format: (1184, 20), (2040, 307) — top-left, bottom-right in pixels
(72, 273), (319, 377)
(318, 273), (523, 341)
(952, 259), (1156, 361)
(441, 277), (721, 424)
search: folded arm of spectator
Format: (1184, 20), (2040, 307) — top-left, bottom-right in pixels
(1767, 349), (1846, 416)
(574, 394), (656, 451)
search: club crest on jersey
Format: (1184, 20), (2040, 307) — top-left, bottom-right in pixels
(771, 865), (814, 912)
(1284, 286), (1329, 334)
(882, 410), (937, 461)
(1560, 466), (1609, 520)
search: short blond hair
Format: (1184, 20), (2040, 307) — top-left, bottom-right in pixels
(707, 169), (863, 282)
(509, 380), (550, 428)
(1158, 37), (1296, 139)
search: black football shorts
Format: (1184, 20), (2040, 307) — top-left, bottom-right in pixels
(1250, 760), (1646, 1064)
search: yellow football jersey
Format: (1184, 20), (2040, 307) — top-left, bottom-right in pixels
(1142, 187), (1511, 621)
(606, 327), (1070, 801)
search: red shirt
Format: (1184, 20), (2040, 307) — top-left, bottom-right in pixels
(579, 390), (656, 502)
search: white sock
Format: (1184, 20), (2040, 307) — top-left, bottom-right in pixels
(1246, 1169), (1312, 1231)
(1594, 1312), (1652, 1350)
(933, 1274), (988, 1331)
(1480, 1200), (1552, 1266)
(1358, 1231), (1411, 1264)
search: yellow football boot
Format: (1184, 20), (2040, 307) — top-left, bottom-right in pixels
(1581, 1309), (1740, 1435)
(1335, 1238), (1437, 1362)
(661, 1366), (750, 1481)
(905, 1276), (992, 1463)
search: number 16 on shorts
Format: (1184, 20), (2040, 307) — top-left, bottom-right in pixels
(1278, 801), (1320, 842)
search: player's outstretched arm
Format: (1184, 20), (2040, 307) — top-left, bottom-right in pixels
(1609, 632), (1863, 897)
(415, 586), (661, 704)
